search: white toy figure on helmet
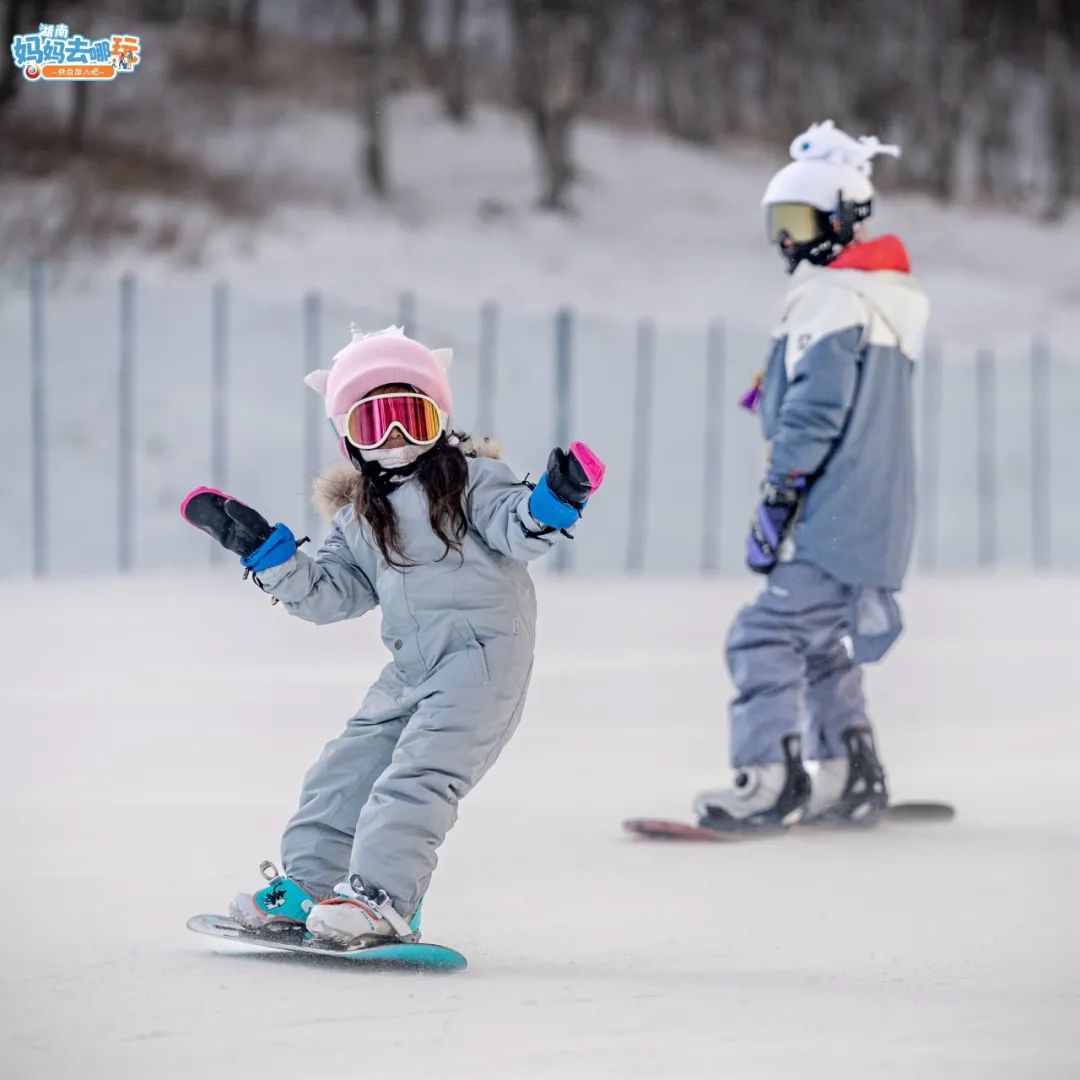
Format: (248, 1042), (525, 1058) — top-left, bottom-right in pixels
(761, 119), (901, 272)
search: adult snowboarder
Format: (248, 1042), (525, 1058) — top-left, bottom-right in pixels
(694, 121), (930, 832)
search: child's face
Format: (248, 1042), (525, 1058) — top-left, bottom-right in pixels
(363, 383), (415, 448)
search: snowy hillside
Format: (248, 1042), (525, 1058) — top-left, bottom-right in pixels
(5, 86), (1080, 350)
(1, 573), (1076, 1078)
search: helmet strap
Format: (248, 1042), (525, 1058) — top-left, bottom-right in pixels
(829, 193), (872, 247)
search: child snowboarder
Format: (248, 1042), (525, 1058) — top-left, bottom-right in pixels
(694, 121), (929, 832)
(182, 325), (605, 947)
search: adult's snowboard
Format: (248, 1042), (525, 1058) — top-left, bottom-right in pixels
(623, 802), (955, 841)
(187, 913), (467, 971)
(874, 801), (955, 823)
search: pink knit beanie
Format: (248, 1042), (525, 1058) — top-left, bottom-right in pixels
(304, 325), (455, 428)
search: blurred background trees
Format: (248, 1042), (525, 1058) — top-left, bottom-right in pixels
(0, 0), (1076, 217)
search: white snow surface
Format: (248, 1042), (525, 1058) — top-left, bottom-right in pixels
(1, 573), (1077, 1078)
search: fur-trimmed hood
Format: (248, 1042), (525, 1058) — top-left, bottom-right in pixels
(312, 435), (504, 520)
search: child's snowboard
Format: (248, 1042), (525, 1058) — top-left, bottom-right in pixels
(187, 913), (467, 971)
(623, 802), (955, 842)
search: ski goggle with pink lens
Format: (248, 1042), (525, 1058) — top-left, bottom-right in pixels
(338, 392), (444, 451)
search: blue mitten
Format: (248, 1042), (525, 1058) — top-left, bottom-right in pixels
(241, 523), (298, 572)
(528, 445), (604, 529)
(528, 473), (582, 529)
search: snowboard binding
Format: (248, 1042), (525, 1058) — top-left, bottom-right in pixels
(802, 726), (889, 828)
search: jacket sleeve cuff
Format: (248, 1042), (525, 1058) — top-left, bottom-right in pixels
(252, 554), (299, 590)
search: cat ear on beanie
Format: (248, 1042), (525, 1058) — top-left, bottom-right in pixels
(304, 370), (331, 395)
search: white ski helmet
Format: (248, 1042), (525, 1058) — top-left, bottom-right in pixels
(761, 120), (901, 271)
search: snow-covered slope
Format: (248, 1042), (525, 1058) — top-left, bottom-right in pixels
(1, 573), (1076, 1078)
(5, 88), (1079, 349)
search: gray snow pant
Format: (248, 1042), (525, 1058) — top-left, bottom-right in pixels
(726, 561), (870, 767)
(280, 642), (534, 915)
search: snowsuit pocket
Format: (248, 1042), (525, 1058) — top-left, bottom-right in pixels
(453, 619), (491, 685)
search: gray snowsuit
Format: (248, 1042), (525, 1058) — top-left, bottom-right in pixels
(255, 444), (560, 916)
(729, 246), (930, 767)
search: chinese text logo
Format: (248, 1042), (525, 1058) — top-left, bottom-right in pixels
(10, 23), (141, 82)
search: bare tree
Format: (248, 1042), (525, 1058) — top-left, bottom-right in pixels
(669, 0), (729, 142)
(1040, 0), (1073, 220)
(202, 0), (233, 27)
(653, 0), (705, 141)
(355, 0), (388, 197)
(923, 4), (968, 199)
(439, 0), (469, 123)
(511, 0), (605, 212)
(397, 0), (430, 85)
(237, 0), (260, 45)
(62, 0), (93, 148)
(882, 0), (968, 200)
(757, 0), (808, 138)
(68, 82), (89, 149)
(0, 0), (28, 116)
(1064, 2), (1080, 217)
(134, 0), (185, 21)
(0, 0), (49, 116)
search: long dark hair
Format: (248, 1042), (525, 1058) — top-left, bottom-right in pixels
(353, 434), (469, 569)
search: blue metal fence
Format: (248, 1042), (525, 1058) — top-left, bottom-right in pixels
(117, 273), (135, 572)
(28, 260), (47, 578)
(3, 264), (1077, 578)
(701, 321), (726, 575)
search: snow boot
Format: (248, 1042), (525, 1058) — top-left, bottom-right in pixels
(692, 734), (811, 833)
(305, 875), (422, 949)
(230, 860), (318, 931)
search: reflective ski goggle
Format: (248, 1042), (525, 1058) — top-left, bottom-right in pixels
(765, 203), (829, 245)
(339, 392), (444, 451)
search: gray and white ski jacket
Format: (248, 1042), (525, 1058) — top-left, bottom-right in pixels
(758, 239), (930, 590)
(255, 444), (553, 679)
